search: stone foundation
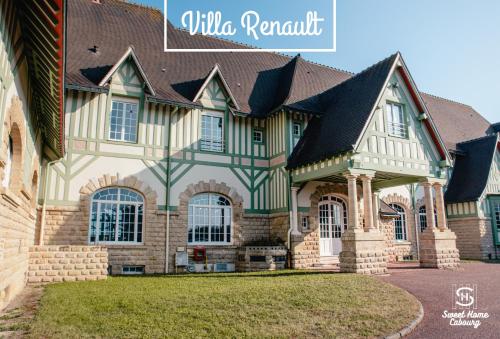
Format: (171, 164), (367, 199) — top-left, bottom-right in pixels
(419, 228), (460, 269)
(291, 231), (320, 269)
(448, 217), (496, 260)
(27, 245), (108, 283)
(339, 229), (388, 274)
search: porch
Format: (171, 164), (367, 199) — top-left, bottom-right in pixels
(288, 165), (460, 274)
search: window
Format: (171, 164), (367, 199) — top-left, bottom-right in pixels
(386, 103), (408, 138)
(301, 216), (309, 230)
(89, 188), (144, 244)
(292, 122), (301, 137)
(1, 136), (13, 188)
(109, 100), (138, 142)
(200, 113), (224, 152)
(418, 205), (437, 232)
(390, 203), (407, 241)
(253, 129), (263, 143)
(188, 193), (231, 244)
(122, 265), (145, 275)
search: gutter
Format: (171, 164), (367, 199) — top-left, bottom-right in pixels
(39, 159), (60, 245)
(164, 106), (177, 273)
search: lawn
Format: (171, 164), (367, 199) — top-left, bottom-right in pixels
(28, 271), (419, 338)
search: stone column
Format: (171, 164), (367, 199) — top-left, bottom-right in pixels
(422, 182), (436, 229)
(345, 173), (360, 230)
(361, 175), (374, 230)
(433, 182), (447, 231)
(372, 190), (380, 230)
(290, 186), (301, 235)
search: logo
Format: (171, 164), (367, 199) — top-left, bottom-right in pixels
(441, 284), (489, 329)
(164, 0), (337, 52)
(453, 284), (477, 309)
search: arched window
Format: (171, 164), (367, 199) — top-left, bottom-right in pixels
(418, 205), (437, 232)
(188, 193), (231, 244)
(2, 136), (13, 188)
(390, 203), (407, 241)
(89, 187), (144, 244)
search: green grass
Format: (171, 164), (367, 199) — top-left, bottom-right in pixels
(29, 271), (419, 338)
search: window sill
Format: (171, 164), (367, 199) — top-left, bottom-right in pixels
(89, 243), (145, 248)
(187, 244), (236, 248)
(393, 241), (411, 246)
(387, 133), (409, 140)
(0, 187), (21, 208)
(106, 139), (138, 145)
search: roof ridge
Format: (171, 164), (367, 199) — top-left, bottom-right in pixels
(421, 92), (473, 109)
(457, 134), (497, 145)
(113, 0), (162, 14)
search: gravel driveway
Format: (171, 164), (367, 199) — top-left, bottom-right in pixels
(380, 262), (500, 339)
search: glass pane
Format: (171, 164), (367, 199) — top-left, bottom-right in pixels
(98, 203), (116, 241)
(211, 207), (224, 242)
(120, 188), (143, 202)
(190, 194), (209, 205)
(137, 205), (143, 243)
(319, 204), (330, 238)
(94, 188), (119, 201)
(90, 202), (98, 242)
(118, 204), (135, 242)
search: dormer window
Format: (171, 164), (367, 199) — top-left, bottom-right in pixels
(200, 111), (224, 152)
(293, 122), (301, 137)
(109, 99), (138, 143)
(386, 102), (408, 138)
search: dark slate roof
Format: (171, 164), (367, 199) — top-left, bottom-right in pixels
(444, 135), (498, 203)
(287, 53), (399, 169)
(66, 0), (351, 116)
(421, 94), (491, 151)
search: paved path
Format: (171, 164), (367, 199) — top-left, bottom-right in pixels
(380, 262), (500, 339)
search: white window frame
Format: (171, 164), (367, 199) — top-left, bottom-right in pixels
(391, 203), (407, 241)
(386, 102), (408, 138)
(122, 265), (145, 275)
(301, 216), (309, 230)
(292, 122), (302, 137)
(253, 129), (264, 144)
(108, 98), (139, 143)
(418, 205), (437, 232)
(188, 193), (232, 245)
(200, 111), (224, 152)
(88, 187), (144, 245)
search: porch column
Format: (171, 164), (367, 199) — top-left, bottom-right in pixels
(372, 190), (380, 230)
(345, 174), (360, 230)
(361, 175), (374, 230)
(290, 186), (301, 235)
(433, 182), (447, 231)
(422, 182), (436, 229)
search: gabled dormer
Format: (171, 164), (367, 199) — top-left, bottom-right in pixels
(193, 64), (239, 112)
(99, 46), (155, 96)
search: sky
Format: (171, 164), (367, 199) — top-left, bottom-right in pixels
(136, 0), (499, 123)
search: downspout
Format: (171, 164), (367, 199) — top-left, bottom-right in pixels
(39, 159), (60, 246)
(164, 106), (176, 274)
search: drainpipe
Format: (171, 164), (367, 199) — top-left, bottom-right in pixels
(39, 159), (59, 246)
(164, 106), (176, 274)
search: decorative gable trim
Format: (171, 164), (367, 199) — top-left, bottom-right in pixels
(98, 46), (155, 96)
(353, 52), (450, 163)
(193, 64), (240, 110)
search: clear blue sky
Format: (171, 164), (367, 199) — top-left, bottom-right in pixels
(137, 0), (499, 122)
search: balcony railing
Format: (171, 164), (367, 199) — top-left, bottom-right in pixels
(388, 122), (408, 138)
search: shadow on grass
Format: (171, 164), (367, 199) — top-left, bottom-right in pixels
(111, 270), (351, 280)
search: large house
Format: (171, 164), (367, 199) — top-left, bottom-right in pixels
(1, 0), (499, 308)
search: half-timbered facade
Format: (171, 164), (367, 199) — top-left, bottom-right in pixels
(32, 0), (499, 276)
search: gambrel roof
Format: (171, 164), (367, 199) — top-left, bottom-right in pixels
(445, 134), (499, 203)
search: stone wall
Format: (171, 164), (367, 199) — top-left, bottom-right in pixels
(381, 194), (418, 262)
(28, 246), (107, 283)
(448, 216), (497, 260)
(1, 97), (42, 310)
(40, 175), (167, 275)
(167, 181), (274, 272)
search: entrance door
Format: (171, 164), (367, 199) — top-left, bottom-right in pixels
(319, 197), (345, 256)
